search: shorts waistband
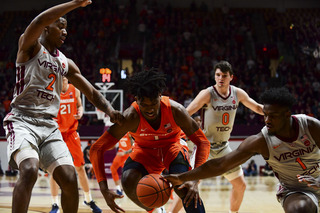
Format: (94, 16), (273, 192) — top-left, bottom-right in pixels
(11, 109), (54, 119)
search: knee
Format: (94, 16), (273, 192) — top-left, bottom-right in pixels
(233, 179), (246, 192)
(121, 170), (141, 195)
(285, 200), (315, 213)
(54, 166), (77, 190)
(19, 160), (39, 183)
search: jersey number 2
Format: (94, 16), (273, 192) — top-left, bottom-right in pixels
(46, 73), (56, 91)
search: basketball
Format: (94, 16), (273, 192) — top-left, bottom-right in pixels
(136, 174), (172, 208)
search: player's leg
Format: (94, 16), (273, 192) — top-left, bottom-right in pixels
(49, 175), (60, 212)
(228, 175), (246, 212)
(68, 131), (102, 213)
(4, 116), (41, 213)
(283, 192), (318, 213)
(75, 165), (90, 199)
(169, 152), (205, 213)
(12, 153), (39, 213)
(43, 130), (79, 213)
(215, 144), (246, 213)
(121, 157), (151, 210)
(51, 165), (78, 213)
(110, 155), (123, 195)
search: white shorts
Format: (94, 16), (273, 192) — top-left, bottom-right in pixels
(208, 143), (243, 181)
(3, 112), (73, 173)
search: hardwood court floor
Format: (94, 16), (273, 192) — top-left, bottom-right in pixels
(0, 174), (283, 213)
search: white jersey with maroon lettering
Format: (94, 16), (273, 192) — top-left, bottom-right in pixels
(202, 85), (239, 147)
(262, 114), (320, 197)
(11, 45), (68, 117)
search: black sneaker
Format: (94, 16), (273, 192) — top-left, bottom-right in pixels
(49, 203), (60, 213)
(84, 200), (102, 213)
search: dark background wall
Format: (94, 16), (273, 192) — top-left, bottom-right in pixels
(2, 0), (320, 12)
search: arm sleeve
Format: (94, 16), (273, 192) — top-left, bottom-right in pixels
(89, 131), (119, 183)
(187, 128), (210, 168)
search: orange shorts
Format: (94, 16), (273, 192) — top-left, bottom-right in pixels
(129, 142), (190, 174)
(61, 131), (84, 167)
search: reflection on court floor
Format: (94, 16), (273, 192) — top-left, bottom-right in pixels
(0, 175), (283, 213)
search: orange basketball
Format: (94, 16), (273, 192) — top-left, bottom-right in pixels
(136, 173), (171, 208)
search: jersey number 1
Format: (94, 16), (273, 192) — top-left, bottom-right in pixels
(296, 157), (307, 170)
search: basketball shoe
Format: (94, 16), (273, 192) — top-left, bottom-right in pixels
(49, 203), (60, 213)
(83, 200), (102, 213)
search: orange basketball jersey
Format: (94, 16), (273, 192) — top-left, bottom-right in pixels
(118, 133), (132, 152)
(129, 96), (181, 148)
(56, 84), (78, 133)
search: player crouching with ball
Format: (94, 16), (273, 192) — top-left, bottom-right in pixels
(90, 69), (210, 213)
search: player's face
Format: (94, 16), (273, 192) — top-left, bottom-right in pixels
(263, 104), (290, 135)
(137, 96), (161, 121)
(62, 77), (68, 87)
(215, 69), (233, 87)
(46, 17), (67, 48)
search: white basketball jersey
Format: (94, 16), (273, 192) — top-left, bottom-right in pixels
(11, 45), (69, 117)
(262, 114), (320, 195)
(202, 85), (239, 144)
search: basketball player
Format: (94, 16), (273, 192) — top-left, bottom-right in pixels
(49, 77), (101, 213)
(186, 61), (264, 213)
(110, 133), (133, 196)
(90, 69), (210, 213)
(2, 1), (123, 213)
(165, 87), (320, 213)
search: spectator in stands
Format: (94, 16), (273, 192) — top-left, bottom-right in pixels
(243, 160), (258, 177)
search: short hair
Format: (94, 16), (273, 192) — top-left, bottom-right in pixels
(214, 61), (233, 75)
(126, 68), (167, 100)
(260, 87), (296, 109)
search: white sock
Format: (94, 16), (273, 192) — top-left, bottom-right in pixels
(116, 185), (122, 191)
(52, 195), (59, 205)
(84, 191), (92, 203)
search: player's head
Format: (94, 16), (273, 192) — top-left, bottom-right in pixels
(126, 68), (166, 121)
(42, 16), (67, 48)
(260, 87), (296, 134)
(214, 61), (233, 87)
(214, 61), (233, 75)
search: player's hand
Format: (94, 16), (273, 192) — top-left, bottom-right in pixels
(74, 111), (83, 120)
(99, 181), (124, 212)
(163, 174), (184, 186)
(177, 180), (201, 208)
(109, 110), (124, 125)
(74, 0), (92, 7)
(101, 188), (125, 213)
(297, 175), (320, 189)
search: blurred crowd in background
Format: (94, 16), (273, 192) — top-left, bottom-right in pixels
(0, 0), (319, 132)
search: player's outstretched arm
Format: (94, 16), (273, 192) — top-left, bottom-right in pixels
(66, 59), (124, 124)
(186, 89), (210, 116)
(17, 0), (92, 63)
(237, 88), (264, 115)
(165, 134), (265, 184)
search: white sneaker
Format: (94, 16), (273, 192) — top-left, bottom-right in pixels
(155, 206), (166, 213)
